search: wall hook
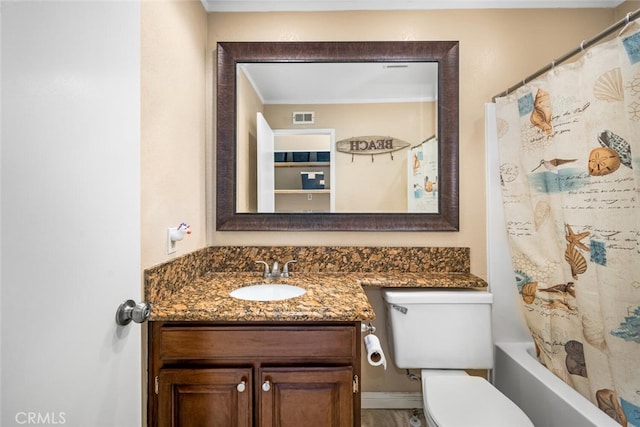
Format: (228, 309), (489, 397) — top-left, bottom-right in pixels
(170, 222), (191, 241)
(167, 222), (191, 254)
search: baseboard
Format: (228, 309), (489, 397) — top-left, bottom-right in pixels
(361, 391), (423, 409)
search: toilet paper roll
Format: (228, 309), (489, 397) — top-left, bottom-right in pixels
(364, 334), (387, 369)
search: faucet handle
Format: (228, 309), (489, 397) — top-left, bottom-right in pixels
(255, 261), (270, 278)
(281, 259), (298, 278)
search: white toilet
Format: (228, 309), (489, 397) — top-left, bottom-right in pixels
(382, 288), (534, 427)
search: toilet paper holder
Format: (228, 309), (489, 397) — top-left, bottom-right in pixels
(362, 323), (387, 370)
(361, 322), (376, 335)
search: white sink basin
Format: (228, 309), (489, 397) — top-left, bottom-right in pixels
(229, 284), (306, 302)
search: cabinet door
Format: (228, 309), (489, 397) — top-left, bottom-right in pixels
(259, 366), (354, 427)
(158, 368), (252, 427)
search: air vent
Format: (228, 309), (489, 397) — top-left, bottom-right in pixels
(292, 111), (315, 125)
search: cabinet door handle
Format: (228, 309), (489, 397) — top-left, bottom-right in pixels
(262, 380), (271, 392)
(237, 380), (246, 393)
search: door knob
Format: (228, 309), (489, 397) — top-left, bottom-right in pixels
(116, 299), (151, 326)
(237, 380), (246, 392)
(262, 380), (271, 392)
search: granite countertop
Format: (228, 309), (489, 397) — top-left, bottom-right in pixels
(148, 271), (487, 323)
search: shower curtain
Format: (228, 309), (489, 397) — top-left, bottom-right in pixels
(493, 20), (640, 426)
(408, 136), (438, 213)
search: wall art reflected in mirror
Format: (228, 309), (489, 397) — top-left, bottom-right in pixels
(217, 41), (459, 231)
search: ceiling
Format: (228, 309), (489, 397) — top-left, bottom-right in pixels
(201, 0), (624, 13)
(240, 62), (439, 105)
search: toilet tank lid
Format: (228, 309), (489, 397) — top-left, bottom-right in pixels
(382, 288), (493, 304)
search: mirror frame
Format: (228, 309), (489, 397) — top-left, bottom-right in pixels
(216, 41), (459, 231)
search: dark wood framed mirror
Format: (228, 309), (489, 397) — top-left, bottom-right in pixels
(216, 41), (459, 231)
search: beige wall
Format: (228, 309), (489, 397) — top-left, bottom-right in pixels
(141, 1), (207, 268)
(617, 1), (640, 18)
(205, 8), (615, 279)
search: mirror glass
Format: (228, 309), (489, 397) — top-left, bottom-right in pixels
(237, 61), (439, 214)
(217, 41), (459, 231)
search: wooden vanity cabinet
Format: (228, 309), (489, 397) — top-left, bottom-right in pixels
(148, 322), (361, 427)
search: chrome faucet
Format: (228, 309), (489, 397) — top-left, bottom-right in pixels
(271, 261), (280, 277)
(255, 259), (297, 278)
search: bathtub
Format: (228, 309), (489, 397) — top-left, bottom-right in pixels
(493, 342), (620, 427)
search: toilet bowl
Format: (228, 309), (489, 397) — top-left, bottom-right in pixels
(382, 288), (533, 427)
(422, 374), (533, 427)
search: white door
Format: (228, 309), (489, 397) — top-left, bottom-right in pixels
(257, 112), (276, 212)
(1, 2), (142, 426)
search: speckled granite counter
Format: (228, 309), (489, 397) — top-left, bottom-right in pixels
(145, 246), (487, 322)
(148, 272), (372, 321)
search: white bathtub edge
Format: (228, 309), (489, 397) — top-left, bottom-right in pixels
(494, 341), (620, 427)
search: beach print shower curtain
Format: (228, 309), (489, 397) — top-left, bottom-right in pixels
(494, 20), (640, 426)
(408, 136), (438, 212)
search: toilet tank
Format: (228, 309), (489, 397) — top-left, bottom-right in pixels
(382, 288), (494, 369)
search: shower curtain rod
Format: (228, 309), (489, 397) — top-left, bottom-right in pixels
(492, 9), (640, 101)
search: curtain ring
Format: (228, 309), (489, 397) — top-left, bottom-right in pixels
(618, 12), (633, 36)
(580, 40), (586, 51)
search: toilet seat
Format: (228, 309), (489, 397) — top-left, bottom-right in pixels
(422, 375), (534, 427)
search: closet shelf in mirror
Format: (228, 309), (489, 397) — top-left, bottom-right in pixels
(274, 189), (330, 194)
(275, 162), (330, 168)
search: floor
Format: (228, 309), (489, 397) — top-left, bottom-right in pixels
(361, 409), (427, 427)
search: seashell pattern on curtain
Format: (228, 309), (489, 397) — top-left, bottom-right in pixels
(494, 19), (640, 427)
